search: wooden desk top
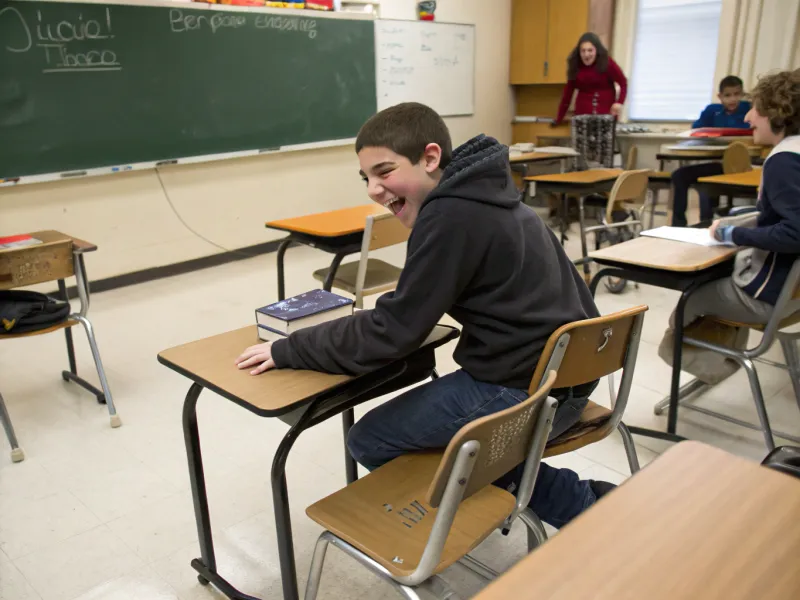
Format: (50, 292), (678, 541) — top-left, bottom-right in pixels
(475, 441), (800, 600)
(590, 235), (736, 272)
(525, 169), (622, 184)
(158, 324), (458, 417)
(266, 204), (388, 238)
(0, 230), (96, 254)
(509, 151), (574, 164)
(697, 169), (762, 188)
(158, 326), (352, 415)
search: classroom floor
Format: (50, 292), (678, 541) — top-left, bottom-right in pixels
(1, 211), (799, 600)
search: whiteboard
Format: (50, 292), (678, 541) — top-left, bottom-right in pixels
(375, 20), (475, 116)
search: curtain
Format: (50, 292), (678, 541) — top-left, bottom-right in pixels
(715, 0), (800, 91)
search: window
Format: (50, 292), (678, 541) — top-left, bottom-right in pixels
(627, 0), (722, 121)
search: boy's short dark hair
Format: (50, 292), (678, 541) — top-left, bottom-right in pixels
(750, 69), (800, 136)
(355, 102), (453, 169)
(719, 75), (744, 93)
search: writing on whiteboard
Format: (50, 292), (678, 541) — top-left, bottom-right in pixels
(0, 7), (121, 73)
(376, 21), (474, 116)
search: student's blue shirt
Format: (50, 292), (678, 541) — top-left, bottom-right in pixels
(692, 101), (751, 129)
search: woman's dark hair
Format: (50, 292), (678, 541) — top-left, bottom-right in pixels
(567, 32), (609, 81)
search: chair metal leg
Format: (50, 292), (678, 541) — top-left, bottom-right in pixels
(778, 334), (800, 412)
(519, 508), (548, 552)
(72, 315), (121, 428)
(304, 533), (331, 600)
(457, 554), (499, 581)
(431, 368), (439, 381)
(740, 358), (775, 452)
(0, 392), (24, 463)
(416, 575), (462, 600)
(617, 422), (640, 474)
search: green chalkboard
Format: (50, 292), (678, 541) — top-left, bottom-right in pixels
(0, 1), (377, 178)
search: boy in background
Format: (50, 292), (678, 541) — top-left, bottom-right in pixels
(237, 102), (615, 528)
(671, 75), (752, 227)
(659, 69), (800, 383)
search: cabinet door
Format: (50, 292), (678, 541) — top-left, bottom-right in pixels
(544, 0), (589, 84)
(509, 0), (549, 84)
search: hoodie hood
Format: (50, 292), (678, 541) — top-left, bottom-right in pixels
(424, 134), (520, 209)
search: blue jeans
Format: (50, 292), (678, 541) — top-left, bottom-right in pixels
(347, 369), (598, 528)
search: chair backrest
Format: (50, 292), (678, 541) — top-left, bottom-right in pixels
(756, 258), (800, 349)
(426, 371), (558, 509)
(625, 145), (638, 170)
(529, 305), (648, 392)
(571, 115), (616, 171)
(353, 212), (410, 307)
(723, 141), (753, 175)
(529, 306), (648, 440)
(604, 169), (651, 222)
(364, 212), (410, 251)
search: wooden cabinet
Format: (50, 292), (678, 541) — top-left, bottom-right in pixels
(509, 0), (548, 84)
(510, 0), (594, 85)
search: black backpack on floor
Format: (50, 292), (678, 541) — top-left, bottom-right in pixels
(0, 290), (71, 335)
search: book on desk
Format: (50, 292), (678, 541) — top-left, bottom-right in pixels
(256, 289), (354, 342)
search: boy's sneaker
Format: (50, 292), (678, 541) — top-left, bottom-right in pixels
(589, 479), (617, 500)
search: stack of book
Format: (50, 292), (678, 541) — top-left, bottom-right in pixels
(255, 289), (354, 342)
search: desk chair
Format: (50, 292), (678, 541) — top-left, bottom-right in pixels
(579, 170), (651, 293)
(303, 306), (646, 600)
(624, 143), (671, 228)
(723, 141), (753, 175)
(716, 141), (755, 216)
(667, 259), (800, 451)
(304, 371), (559, 600)
(313, 213), (409, 309)
(0, 233), (120, 463)
(534, 305), (646, 501)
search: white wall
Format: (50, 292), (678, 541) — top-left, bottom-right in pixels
(1, 0), (513, 280)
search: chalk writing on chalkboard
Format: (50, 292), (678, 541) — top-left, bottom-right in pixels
(0, 6), (120, 73)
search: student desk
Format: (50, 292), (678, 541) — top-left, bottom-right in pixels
(474, 441), (800, 600)
(158, 324), (458, 600)
(656, 143), (762, 171)
(525, 169), (623, 246)
(266, 204), (388, 300)
(588, 236), (737, 442)
(694, 169), (762, 201)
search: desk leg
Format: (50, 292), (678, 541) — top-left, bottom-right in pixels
(577, 196), (591, 281)
(276, 239), (292, 301)
(322, 253), (347, 292)
(342, 408), (357, 484)
(667, 287), (695, 435)
(560, 193), (569, 245)
(589, 268), (687, 444)
(183, 383), (261, 600)
(272, 424), (306, 600)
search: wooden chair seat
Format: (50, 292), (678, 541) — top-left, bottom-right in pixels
(306, 451), (516, 578)
(313, 259), (402, 296)
(544, 400), (614, 457)
(0, 319), (77, 340)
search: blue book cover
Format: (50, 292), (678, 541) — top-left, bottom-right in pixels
(257, 289), (354, 322)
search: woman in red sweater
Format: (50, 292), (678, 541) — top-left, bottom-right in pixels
(554, 32), (627, 125)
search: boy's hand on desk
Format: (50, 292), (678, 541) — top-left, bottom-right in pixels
(709, 220), (721, 239)
(236, 342), (276, 375)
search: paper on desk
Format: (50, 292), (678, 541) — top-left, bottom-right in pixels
(640, 226), (725, 247)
